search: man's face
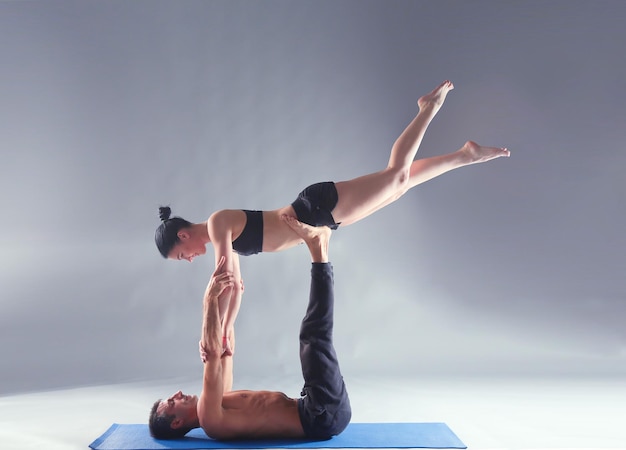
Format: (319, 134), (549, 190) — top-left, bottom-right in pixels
(157, 390), (198, 422)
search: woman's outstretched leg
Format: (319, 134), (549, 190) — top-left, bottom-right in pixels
(406, 140), (510, 189)
(334, 141), (510, 226)
(331, 81), (454, 224)
(388, 80), (454, 170)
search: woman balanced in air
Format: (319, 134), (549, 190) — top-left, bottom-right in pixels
(155, 80), (510, 352)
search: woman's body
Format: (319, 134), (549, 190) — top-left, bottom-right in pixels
(156, 81), (510, 351)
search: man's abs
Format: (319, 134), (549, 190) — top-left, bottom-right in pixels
(207, 390), (305, 440)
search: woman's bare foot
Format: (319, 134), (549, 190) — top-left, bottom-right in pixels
(417, 80), (454, 114)
(458, 140), (510, 165)
(281, 215), (330, 263)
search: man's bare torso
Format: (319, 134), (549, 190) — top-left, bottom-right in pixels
(200, 390), (305, 440)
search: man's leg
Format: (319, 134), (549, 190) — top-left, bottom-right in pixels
(282, 216), (352, 439)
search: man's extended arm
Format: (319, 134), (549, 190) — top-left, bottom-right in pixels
(221, 270), (243, 392)
(198, 257), (234, 426)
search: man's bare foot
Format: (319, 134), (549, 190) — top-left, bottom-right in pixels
(458, 140), (510, 165)
(281, 215), (330, 263)
(417, 80), (454, 114)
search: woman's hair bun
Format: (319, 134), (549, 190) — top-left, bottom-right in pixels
(158, 206), (172, 221)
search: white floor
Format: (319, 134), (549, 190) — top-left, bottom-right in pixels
(1, 375), (624, 450)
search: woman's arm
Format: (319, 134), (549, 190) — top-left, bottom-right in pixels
(207, 210), (244, 355)
(207, 211), (235, 326)
(221, 266), (243, 391)
(221, 252), (243, 356)
(220, 327), (234, 392)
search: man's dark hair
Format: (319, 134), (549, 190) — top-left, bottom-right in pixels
(148, 399), (193, 439)
(155, 206), (192, 258)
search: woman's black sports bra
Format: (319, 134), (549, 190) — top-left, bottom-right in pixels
(231, 210), (263, 256)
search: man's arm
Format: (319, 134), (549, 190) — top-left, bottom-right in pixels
(198, 338), (234, 394)
(199, 259), (242, 392)
(198, 257), (234, 428)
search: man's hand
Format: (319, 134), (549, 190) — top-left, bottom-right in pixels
(206, 256), (235, 300)
(199, 340), (208, 363)
(198, 337), (234, 362)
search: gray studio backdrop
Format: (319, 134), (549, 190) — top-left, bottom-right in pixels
(1, 0), (625, 395)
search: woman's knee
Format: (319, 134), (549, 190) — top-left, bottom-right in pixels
(387, 167), (410, 193)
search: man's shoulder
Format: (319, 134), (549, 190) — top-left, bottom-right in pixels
(198, 406), (246, 441)
(197, 397), (226, 439)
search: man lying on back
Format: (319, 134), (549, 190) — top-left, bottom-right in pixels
(149, 215), (351, 440)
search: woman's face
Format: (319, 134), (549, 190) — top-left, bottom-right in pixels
(168, 232), (206, 262)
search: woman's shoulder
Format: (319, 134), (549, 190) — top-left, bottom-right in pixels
(208, 209), (246, 228)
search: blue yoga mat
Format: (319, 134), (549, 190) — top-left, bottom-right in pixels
(89, 422), (466, 449)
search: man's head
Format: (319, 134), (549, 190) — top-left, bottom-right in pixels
(148, 391), (199, 439)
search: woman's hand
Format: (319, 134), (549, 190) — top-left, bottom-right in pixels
(221, 324), (236, 356)
(222, 335), (232, 356)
